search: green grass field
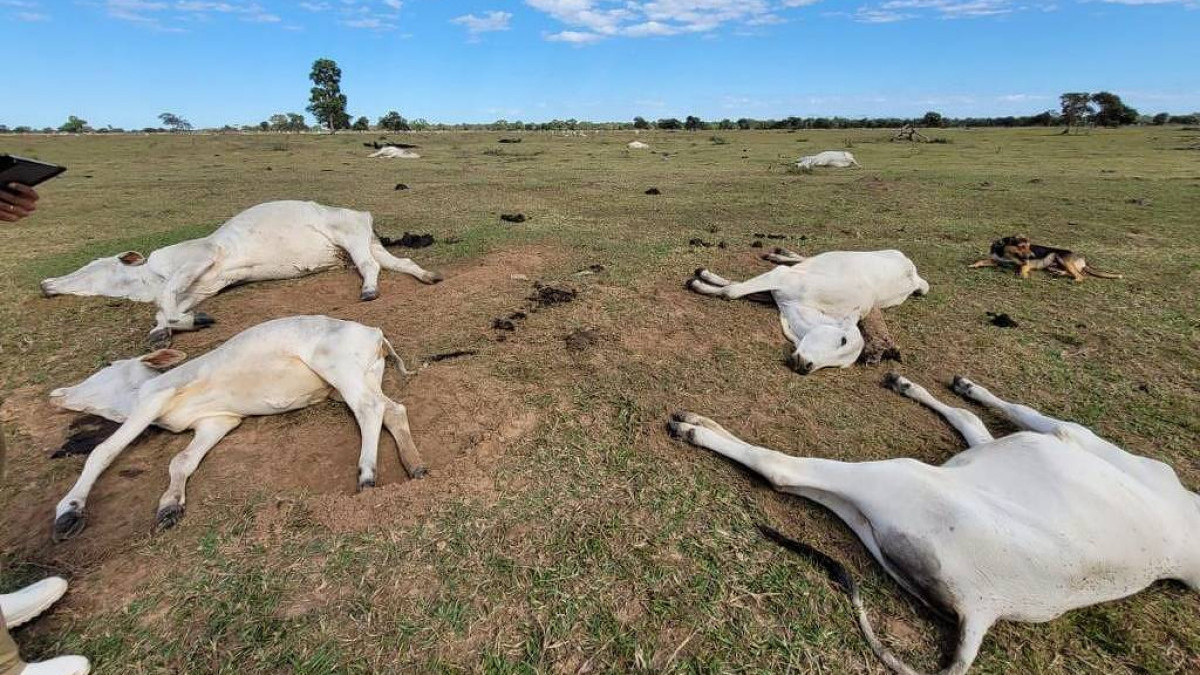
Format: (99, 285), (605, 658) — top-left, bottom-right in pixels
(1, 127), (1198, 674)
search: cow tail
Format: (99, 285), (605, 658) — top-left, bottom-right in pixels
(382, 338), (416, 376)
(757, 525), (928, 675)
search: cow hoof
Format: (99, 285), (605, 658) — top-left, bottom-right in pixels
(52, 510), (87, 542)
(357, 478), (376, 492)
(883, 372), (910, 393)
(147, 328), (172, 349)
(951, 376), (974, 396)
(693, 268), (706, 278)
(685, 278), (700, 292)
(409, 467), (428, 479)
(360, 289), (380, 302)
(665, 415), (693, 441)
(425, 272), (444, 284)
(193, 312), (216, 328)
(156, 504), (185, 531)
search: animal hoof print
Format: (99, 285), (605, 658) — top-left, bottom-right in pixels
(360, 289), (380, 302)
(52, 510), (86, 542)
(155, 504), (185, 531)
(951, 376), (973, 395)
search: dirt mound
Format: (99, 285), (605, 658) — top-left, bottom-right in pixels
(0, 247), (559, 568)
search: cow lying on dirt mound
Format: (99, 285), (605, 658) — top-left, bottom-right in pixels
(47, 316), (428, 540)
(668, 374), (1200, 675)
(687, 250), (928, 373)
(40, 200), (443, 347)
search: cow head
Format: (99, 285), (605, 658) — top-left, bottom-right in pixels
(40, 251), (161, 302)
(49, 349), (187, 422)
(789, 321), (864, 374)
(780, 306), (865, 374)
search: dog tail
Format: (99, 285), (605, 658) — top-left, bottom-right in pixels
(1082, 264), (1123, 279)
(757, 525), (927, 675)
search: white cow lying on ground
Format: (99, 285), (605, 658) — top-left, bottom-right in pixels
(47, 315), (428, 540)
(687, 250), (928, 373)
(40, 200), (442, 347)
(370, 147), (421, 159)
(669, 374), (1199, 675)
(796, 150), (860, 170)
(627, 141), (650, 149)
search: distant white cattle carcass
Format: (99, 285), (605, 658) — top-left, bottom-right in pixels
(687, 249), (928, 373)
(48, 316), (428, 540)
(796, 150), (860, 170)
(627, 141), (650, 149)
(40, 201), (442, 347)
(370, 147), (421, 158)
(669, 374), (1200, 675)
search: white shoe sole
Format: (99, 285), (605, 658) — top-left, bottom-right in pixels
(1, 577), (69, 628)
(19, 655), (91, 675)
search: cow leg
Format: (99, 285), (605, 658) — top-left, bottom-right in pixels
(688, 266), (789, 300)
(950, 377), (1067, 434)
(381, 398), (428, 479)
(342, 239), (384, 301)
(370, 241), (443, 285)
(155, 416), (241, 530)
(693, 269), (733, 286)
(53, 389), (175, 541)
(941, 614), (993, 675)
(884, 374), (993, 447)
(667, 412), (852, 492)
(149, 260), (217, 346)
(967, 259), (996, 268)
(761, 248), (806, 266)
(308, 361), (387, 489)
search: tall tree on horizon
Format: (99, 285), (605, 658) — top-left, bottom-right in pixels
(307, 58), (350, 133)
(158, 112), (192, 132)
(1059, 92), (1093, 133)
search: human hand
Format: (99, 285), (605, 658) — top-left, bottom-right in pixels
(0, 183), (39, 222)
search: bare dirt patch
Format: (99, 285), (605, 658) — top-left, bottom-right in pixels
(1, 247), (558, 570)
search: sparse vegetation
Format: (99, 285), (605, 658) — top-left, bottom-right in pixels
(1, 128), (1196, 674)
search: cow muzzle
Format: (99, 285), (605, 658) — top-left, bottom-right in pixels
(786, 353), (815, 375)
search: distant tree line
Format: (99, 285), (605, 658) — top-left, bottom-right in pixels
(4, 89), (1196, 134)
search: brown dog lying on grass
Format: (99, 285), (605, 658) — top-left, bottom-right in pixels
(970, 235), (1123, 281)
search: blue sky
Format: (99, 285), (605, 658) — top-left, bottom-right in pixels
(3, 0), (1198, 128)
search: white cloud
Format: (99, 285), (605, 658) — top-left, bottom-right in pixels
(528, 0), (810, 42)
(452, 10), (512, 34)
(546, 29), (606, 42)
(853, 0), (1062, 21)
(16, 10), (48, 19)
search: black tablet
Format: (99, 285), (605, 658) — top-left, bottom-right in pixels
(0, 154), (67, 188)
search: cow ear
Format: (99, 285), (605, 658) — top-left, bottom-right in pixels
(118, 251), (147, 266)
(140, 348), (187, 371)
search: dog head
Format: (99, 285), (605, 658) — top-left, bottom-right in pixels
(994, 235), (1033, 260)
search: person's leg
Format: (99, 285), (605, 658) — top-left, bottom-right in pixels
(0, 612), (26, 675)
